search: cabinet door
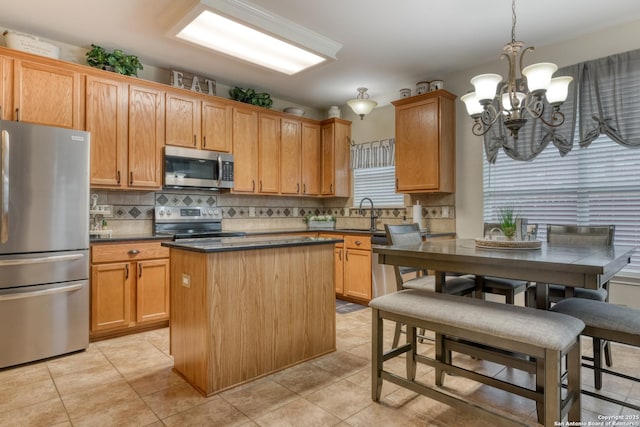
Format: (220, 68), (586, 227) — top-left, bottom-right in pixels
(128, 84), (164, 189)
(258, 112), (280, 194)
(395, 98), (440, 192)
(280, 118), (301, 195)
(232, 106), (259, 193)
(85, 74), (128, 188)
(301, 122), (321, 195)
(334, 246), (344, 294)
(136, 259), (170, 323)
(202, 99), (232, 152)
(91, 262), (131, 331)
(333, 121), (351, 197)
(0, 56), (12, 120)
(344, 249), (372, 300)
(320, 123), (335, 195)
(165, 92), (200, 148)
(13, 59), (81, 128)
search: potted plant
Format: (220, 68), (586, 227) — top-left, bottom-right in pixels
(305, 214), (336, 230)
(229, 86), (273, 109)
(86, 44), (143, 77)
(498, 206), (518, 239)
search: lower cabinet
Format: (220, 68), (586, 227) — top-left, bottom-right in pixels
(323, 233), (372, 304)
(90, 241), (170, 340)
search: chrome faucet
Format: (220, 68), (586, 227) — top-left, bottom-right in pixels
(359, 197), (377, 231)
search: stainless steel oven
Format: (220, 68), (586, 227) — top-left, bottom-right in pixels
(164, 146), (234, 190)
(154, 205), (245, 240)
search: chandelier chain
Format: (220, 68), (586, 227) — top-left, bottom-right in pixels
(511, 0), (517, 43)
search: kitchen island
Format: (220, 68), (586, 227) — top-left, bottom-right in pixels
(162, 236), (341, 396)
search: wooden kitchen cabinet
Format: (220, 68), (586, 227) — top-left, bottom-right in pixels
(128, 83), (164, 189)
(165, 91), (201, 148)
(280, 117), (302, 195)
(85, 73), (128, 188)
(164, 90), (233, 152)
(301, 122), (321, 195)
(258, 112), (280, 194)
(232, 106), (259, 193)
(0, 55), (12, 120)
(321, 233), (372, 303)
(90, 241), (170, 340)
(320, 119), (351, 197)
(12, 58), (82, 128)
(392, 90), (456, 193)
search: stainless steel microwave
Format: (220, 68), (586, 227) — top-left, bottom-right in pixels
(164, 146), (234, 190)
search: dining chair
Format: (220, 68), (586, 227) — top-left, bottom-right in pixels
(481, 222), (531, 305)
(527, 224), (615, 373)
(384, 223), (476, 347)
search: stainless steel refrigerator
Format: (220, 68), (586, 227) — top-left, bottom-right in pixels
(0, 120), (90, 368)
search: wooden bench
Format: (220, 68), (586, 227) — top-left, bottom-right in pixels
(551, 298), (640, 411)
(370, 290), (584, 427)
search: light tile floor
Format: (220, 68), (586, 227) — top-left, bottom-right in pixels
(1, 302), (639, 426)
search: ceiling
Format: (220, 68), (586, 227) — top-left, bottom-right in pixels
(2, 0), (640, 110)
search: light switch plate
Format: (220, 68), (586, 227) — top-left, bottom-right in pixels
(441, 206), (449, 218)
(182, 273), (191, 288)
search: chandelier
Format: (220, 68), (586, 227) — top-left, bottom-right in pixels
(461, 0), (573, 140)
(347, 87), (378, 120)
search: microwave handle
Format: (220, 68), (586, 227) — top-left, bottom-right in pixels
(217, 154), (222, 186)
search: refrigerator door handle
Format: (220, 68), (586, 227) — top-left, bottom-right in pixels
(0, 253), (84, 267)
(0, 282), (84, 302)
(1, 130), (8, 244)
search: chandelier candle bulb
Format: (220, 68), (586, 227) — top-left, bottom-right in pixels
(470, 73), (502, 103)
(546, 76), (574, 105)
(461, 92), (483, 116)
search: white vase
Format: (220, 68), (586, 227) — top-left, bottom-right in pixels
(328, 106), (341, 118)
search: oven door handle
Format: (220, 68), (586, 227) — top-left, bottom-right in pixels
(0, 282), (85, 301)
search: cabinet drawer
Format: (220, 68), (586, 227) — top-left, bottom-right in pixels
(345, 235), (371, 250)
(91, 242), (169, 263)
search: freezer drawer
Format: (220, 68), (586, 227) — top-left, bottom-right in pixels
(0, 280), (89, 368)
(0, 249), (88, 289)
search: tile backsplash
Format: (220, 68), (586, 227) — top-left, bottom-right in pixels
(90, 189), (457, 235)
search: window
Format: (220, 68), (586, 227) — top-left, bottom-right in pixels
(353, 166), (404, 207)
(351, 138), (404, 207)
(483, 134), (640, 275)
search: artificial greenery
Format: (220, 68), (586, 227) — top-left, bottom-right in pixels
(229, 86), (273, 108)
(498, 206), (518, 238)
(86, 44), (143, 77)
(304, 214), (336, 222)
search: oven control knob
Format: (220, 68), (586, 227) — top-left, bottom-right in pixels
(158, 208), (165, 216)
(207, 209), (214, 216)
(213, 208), (221, 216)
(166, 209), (172, 216)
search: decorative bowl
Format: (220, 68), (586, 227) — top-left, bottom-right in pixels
(284, 107), (305, 116)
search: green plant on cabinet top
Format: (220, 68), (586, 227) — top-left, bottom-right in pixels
(86, 44), (143, 77)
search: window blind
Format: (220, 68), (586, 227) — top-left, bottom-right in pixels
(353, 166), (404, 207)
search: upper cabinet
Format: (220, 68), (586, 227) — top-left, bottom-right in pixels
(232, 105), (259, 193)
(127, 83), (164, 189)
(321, 119), (351, 197)
(13, 58), (82, 128)
(165, 89), (233, 152)
(392, 90), (456, 193)
(85, 73), (128, 188)
(258, 112), (280, 194)
(301, 122), (321, 196)
(280, 117), (302, 195)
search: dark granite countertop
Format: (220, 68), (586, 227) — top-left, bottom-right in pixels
(162, 236), (343, 253)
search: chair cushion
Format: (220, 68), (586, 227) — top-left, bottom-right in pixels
(483, 276), (528, 291)
(551, 298), (640, 340)
(402, 275), (475, 296)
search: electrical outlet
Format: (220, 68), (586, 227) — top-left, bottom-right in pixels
(182, 273), (191, 288)
(293, 207), (299, 217)
(249, 207), (256, 217)
(441, 206), (449, 218)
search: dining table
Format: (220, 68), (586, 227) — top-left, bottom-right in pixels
(373, 238), (636, 309)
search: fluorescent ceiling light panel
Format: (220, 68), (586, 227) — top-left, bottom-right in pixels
(171, 0), (342, 75)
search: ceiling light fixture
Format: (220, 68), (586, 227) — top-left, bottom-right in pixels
(461, 0), (573, 140)
(347, 88), (378, 120)
(169, 0), (342, 75)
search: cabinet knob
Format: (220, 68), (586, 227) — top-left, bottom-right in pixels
(203, 136), (206, 147)
(125, 264), (129, 279)
(129, 172), (133, 185)
(355, 240), (362, 246)
(116, 171), (121, 184)
(193, 135), (197, 147)
(15, 108), (20, 122)
(128, 249), (140, 255)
